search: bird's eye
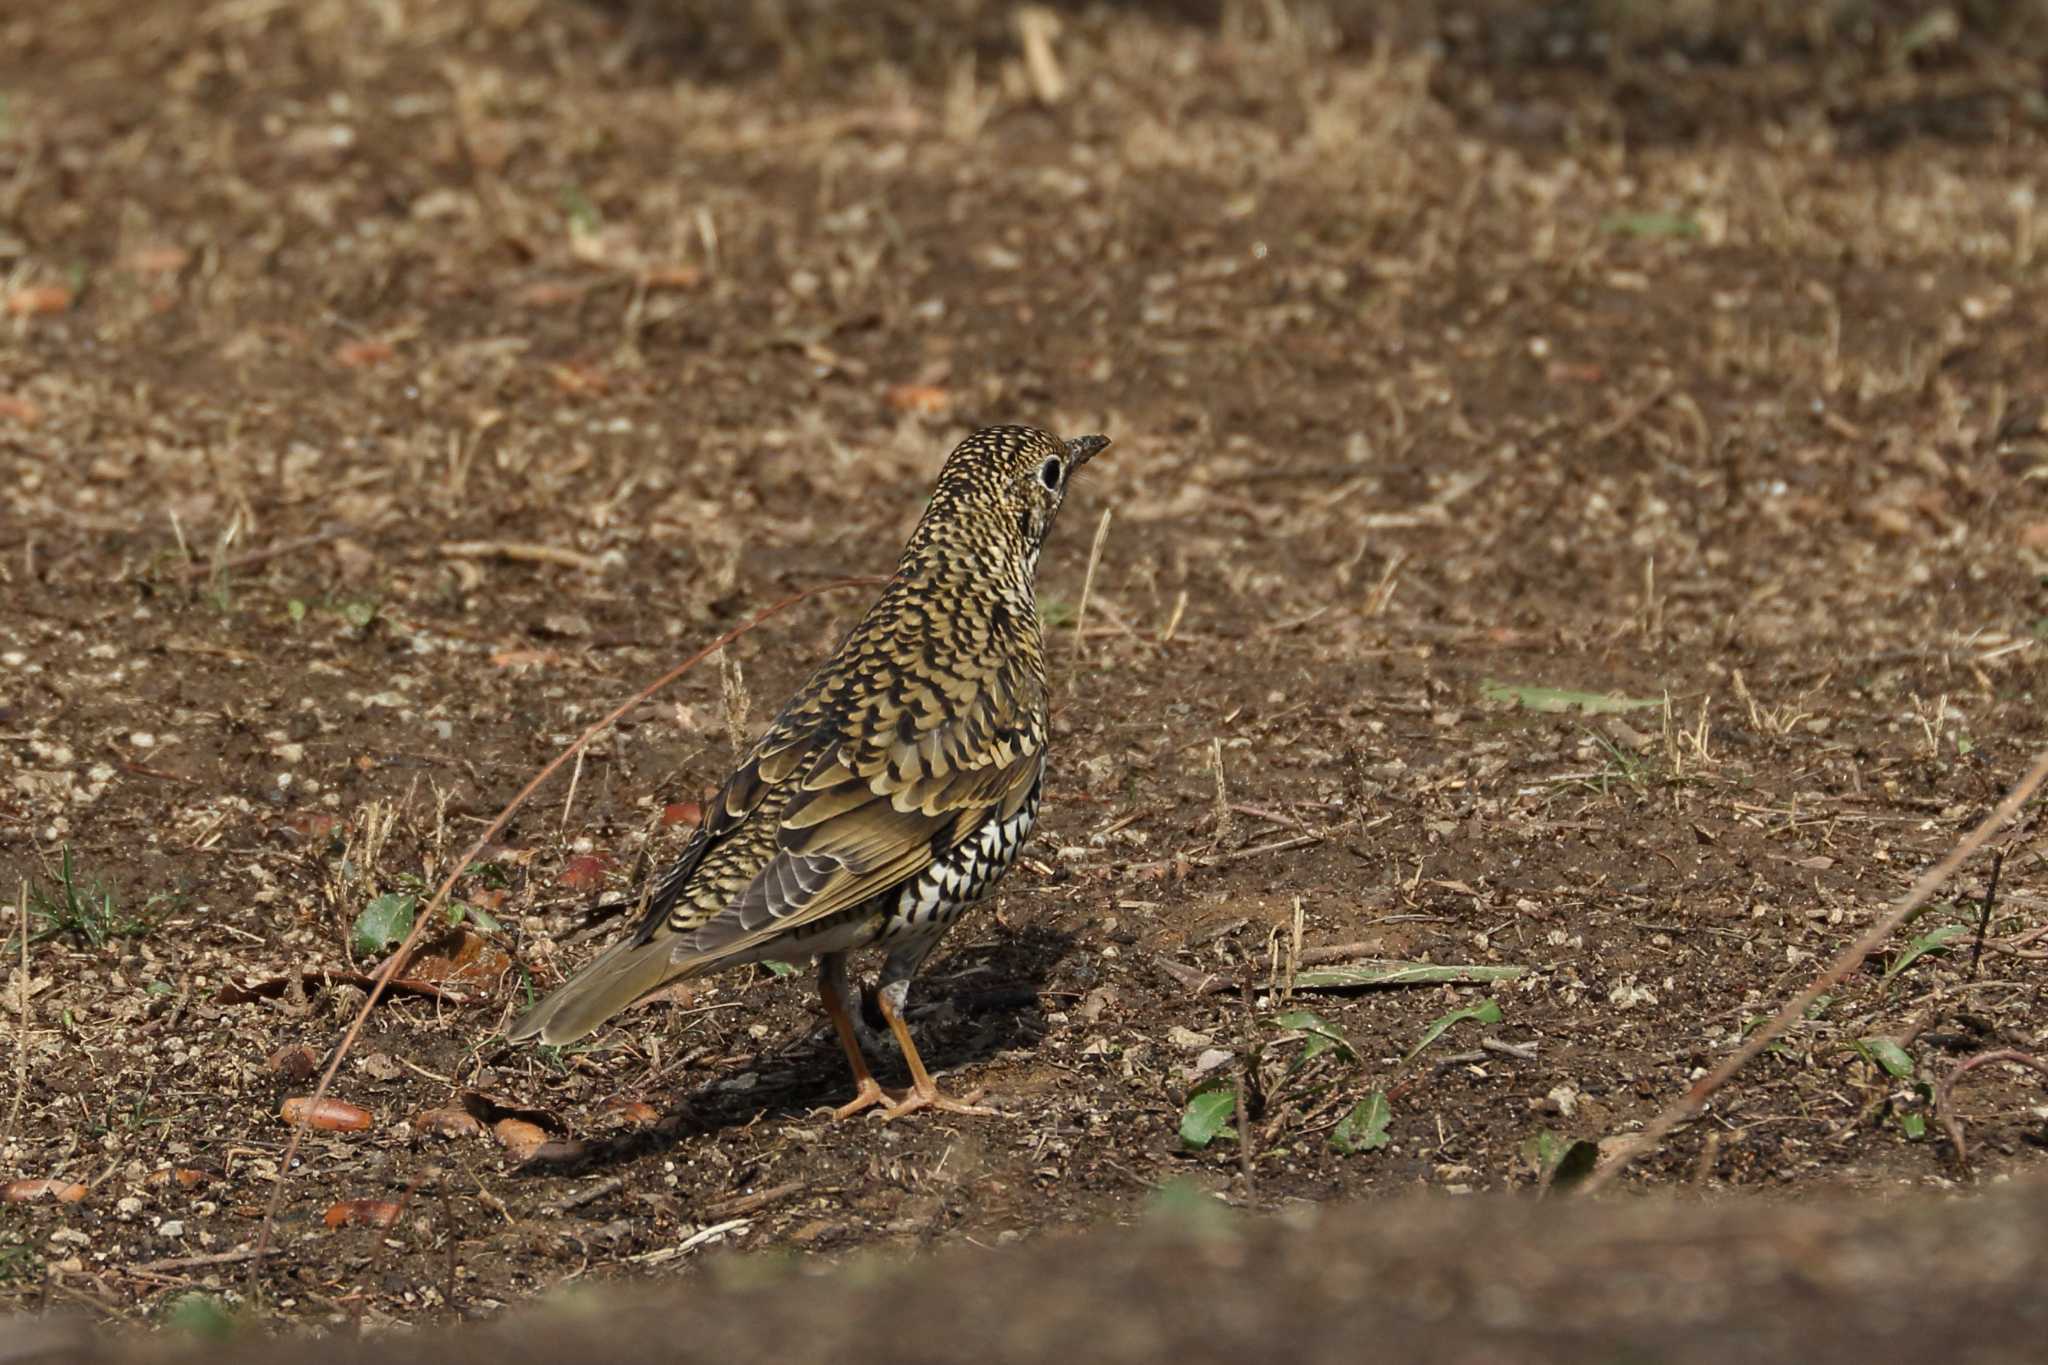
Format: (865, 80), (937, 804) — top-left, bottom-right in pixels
(1038, 457), (1064, 490)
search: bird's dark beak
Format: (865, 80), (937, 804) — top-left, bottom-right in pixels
(1066, 434), (1110, 468)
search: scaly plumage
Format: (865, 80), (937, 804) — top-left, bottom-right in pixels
(508, 424), (1109, 1118)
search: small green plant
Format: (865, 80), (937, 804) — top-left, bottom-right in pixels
(1881, 922), (1971, 987)
(1038, 597), (1076, 629)
(1176, 997), (1509, 1157)
(26, 848), (155, 948)
(560, 185), (602, 234)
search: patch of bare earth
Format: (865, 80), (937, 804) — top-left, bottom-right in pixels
(0, 0), (2044, 1341)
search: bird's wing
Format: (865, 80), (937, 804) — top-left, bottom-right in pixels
(508, 617), (1045, 1046)
(677, 655), (1046, 963)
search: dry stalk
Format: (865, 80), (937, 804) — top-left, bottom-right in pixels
(249, 575), (886, 1290)
(1071, 505), (1112, 657)
(1581, 744), (2048, 1194)
(1936, 1049), (2048, 1170)
(6, 881), (25, 1142)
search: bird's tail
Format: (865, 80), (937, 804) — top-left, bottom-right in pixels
(505, 935), (697, 1045)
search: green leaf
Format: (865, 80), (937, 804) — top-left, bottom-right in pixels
(1601, 212), (1702, 239)
(1898, 1110), (1928, 1141)
(350, 893), (417, 957)
(1292, 960), (1527, 990)
(1405, 997), (1504, 1063)
(286, 599), (307, 624)
(337, 598), (379, 630)
(1270, 1008), (1356, 1062)
(1859, 1037), (1915, 1079)
(1880, 924), (1971, 986)
(1332, 1091), (1392, 1154)
(1482, 680), (1661, 715)
(1179, 1085), (1238, 1150)
(761, 959), (797, 978)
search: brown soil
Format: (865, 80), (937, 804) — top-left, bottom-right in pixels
(2, 0), (2046, 1342)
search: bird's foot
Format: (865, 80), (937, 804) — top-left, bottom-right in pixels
(880, 1083), (998, 1122)
(827, 1077), (909, 1121)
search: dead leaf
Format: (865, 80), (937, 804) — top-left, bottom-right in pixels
(559, 854), (611, 891)
(413, 1106), (486, 1138)
(597, 1098), (661, 1129)
(0, 396), (43, 426)
(144, 1167), (211, 1190)
(884, 383), (951, 414)
(400, 927), (511, 986)
(334, 339), (396, 368)
(2, 1179), (87, 1204)
(280, 1097), (374, 1132)
(662, 801), (704, 828)
(123, 245), (190, 275)
(548, 361), (609, 396)
(642, 264), (704, 290)
(267, 1044), (320, 1081)
(323, 1199), (402, 1229)
(6, 285), (72, 316)
(286, 811), (344, 839)
(515, 280), (590, 308)
(492, 1117), (549, 1161)
(490, 647), (562, 669)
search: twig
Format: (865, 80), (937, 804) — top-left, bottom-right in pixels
(1218, 832), (1321, 864)
(6, 881), (25, 1142)
(1581, 744), (2048, 1194)
(1071, 505), (1111, 657)
(1935, 1049), (2048, 1171)
(1235, 979), (1258, 1198)
(1968, 850), (2002, 981)
(700, 1178), (806, 1220)
(134, 1245), (279, 1274)
(249, 576), (887, 1293)
(438, 540), (610, 574)
(548, 1176), (625, 1214)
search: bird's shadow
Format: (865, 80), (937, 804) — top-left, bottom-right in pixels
(526, 920), (1077, 1173)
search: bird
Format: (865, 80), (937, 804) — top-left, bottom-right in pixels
(508, 424), (1110, 1119)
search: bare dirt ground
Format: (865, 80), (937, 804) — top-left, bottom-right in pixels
(2, 0), (2047, 1344)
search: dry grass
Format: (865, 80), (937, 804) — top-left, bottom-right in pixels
(0, 0), (2046, 1340)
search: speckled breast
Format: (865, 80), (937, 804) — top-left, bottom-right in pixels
(880, 776), (1043, 938)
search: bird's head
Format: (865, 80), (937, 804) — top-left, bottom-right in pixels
(907, 425), (1111, 576)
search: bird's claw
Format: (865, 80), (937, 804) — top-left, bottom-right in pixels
(827, 1077), (909, 1120)
(880, 1085), (998, 1122)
